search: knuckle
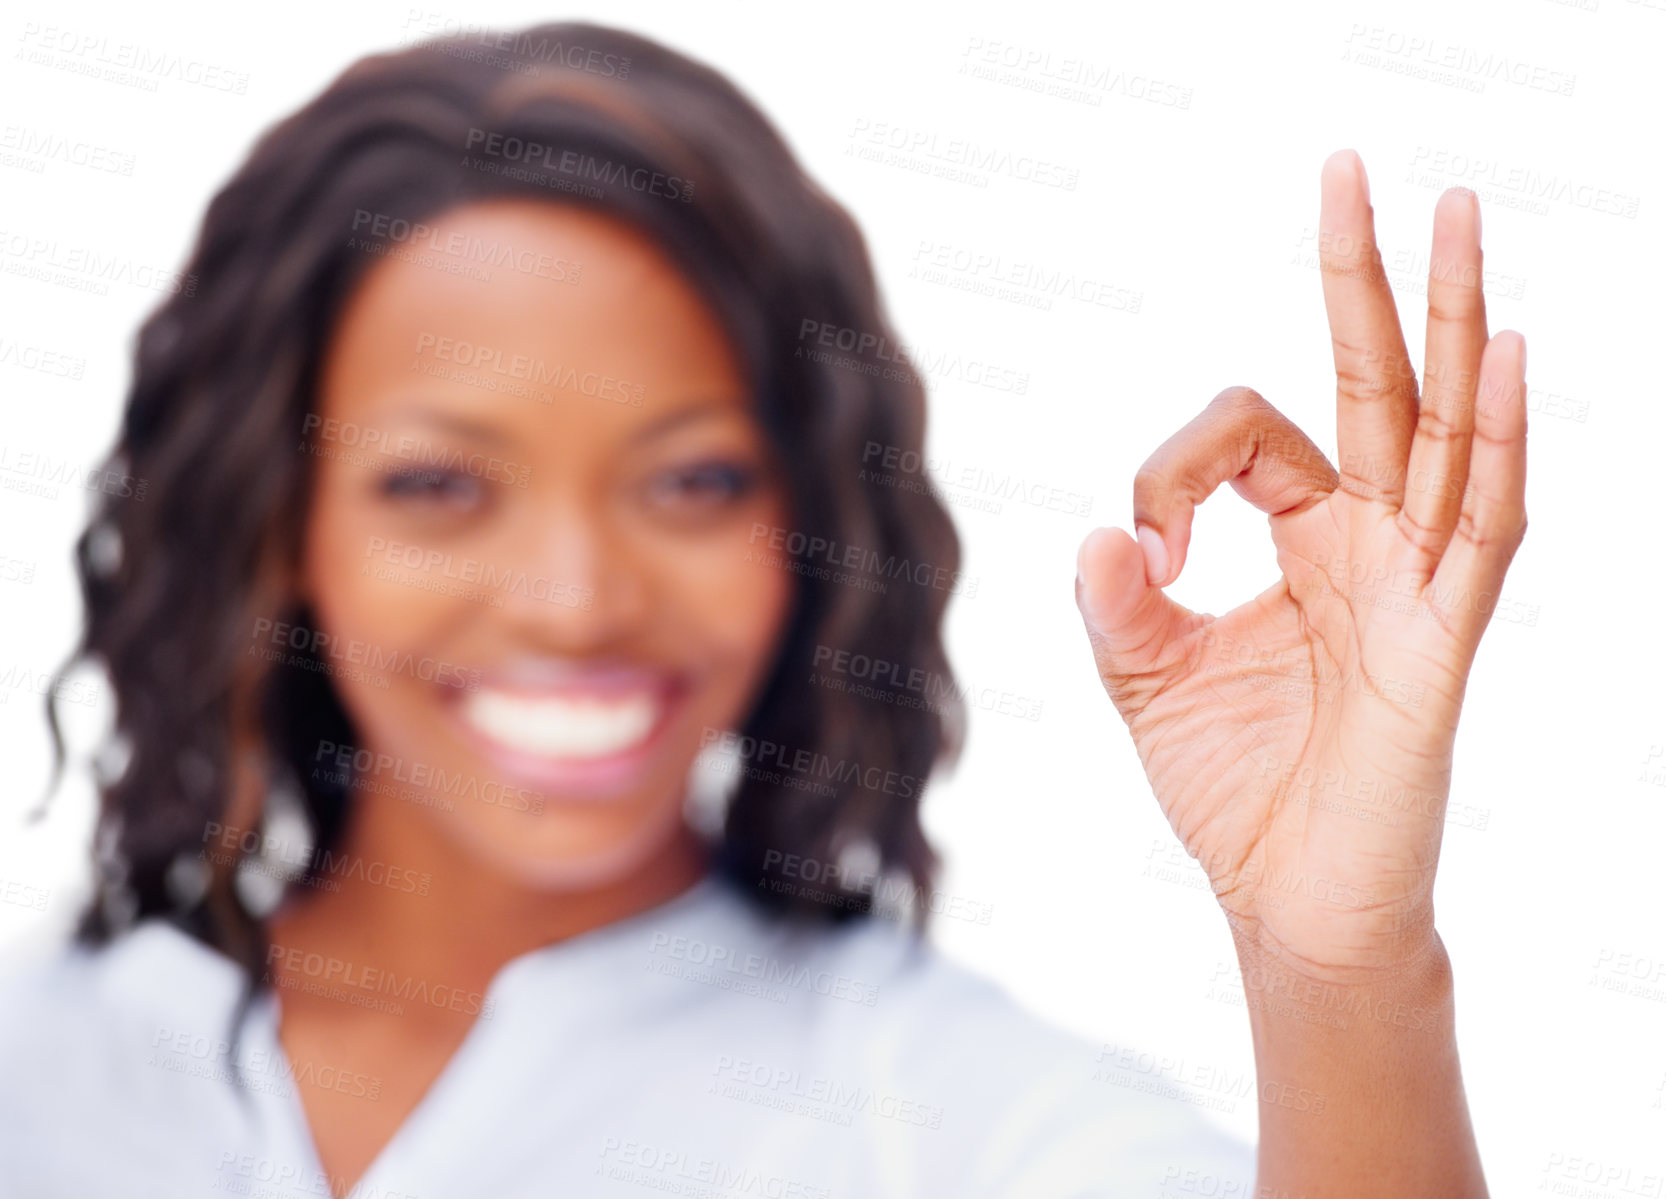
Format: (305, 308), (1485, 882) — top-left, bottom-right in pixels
(1425, 291), (1480, 326)
(1326, 344), (1392, 399)
(1131, 464), (1172, 505)
(1469, 420), (1521, 448)
(1454, 507), (1524, 553)
(1333, 360), (1382, 399)
(1338, 474), (1392, 504)
(1414, 404), (1467, 445)
(1322, 244), (1388, 284)
(1211, 385), (1268, 414)
(1396, 507), (1448, 553)
(1329, 338), (1407, 400)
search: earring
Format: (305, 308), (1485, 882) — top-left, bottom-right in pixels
(93, 820), (139, 932)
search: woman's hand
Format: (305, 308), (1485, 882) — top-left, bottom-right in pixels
(1074, 150), (1528, 985)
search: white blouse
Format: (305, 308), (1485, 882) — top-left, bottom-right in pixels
(0, 874), (1255, 1197)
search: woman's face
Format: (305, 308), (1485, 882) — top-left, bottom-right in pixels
(298, 198), (796, 889)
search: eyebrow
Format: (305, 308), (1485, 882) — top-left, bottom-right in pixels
(385, 399), (747, 446)
(385, 406), (510, 445)
(628, 399), (744, 445)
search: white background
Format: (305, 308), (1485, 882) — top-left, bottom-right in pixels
(2, 0), (1662, 1192)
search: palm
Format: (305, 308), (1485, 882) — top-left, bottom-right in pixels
(1076, 153), (1528, 979)
(1130, 496), (1473, 975)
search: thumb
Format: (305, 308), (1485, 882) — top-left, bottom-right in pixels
(1075, 525), (1198, 707)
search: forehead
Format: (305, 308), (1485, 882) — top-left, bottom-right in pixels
(321, 198), (748, 407)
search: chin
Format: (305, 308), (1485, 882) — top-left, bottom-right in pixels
(445, 790), (698, 893)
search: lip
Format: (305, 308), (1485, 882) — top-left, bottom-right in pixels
(440, 665), (692, 802)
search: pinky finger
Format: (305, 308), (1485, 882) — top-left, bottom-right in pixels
(1426, 330), (1529, 644)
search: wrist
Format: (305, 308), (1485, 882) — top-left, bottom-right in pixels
(1222, 897), (1444, 984)
(1226, 923), (1455, 1038)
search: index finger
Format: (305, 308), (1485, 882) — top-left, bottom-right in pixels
(1132, 386), (1338, 588)
(1318, 150), (1419, 507)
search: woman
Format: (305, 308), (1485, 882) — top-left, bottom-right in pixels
(0, 20), (1524, 1198)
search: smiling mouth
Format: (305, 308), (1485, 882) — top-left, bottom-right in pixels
(459, 688), (663, 759)
(442, 669), (691, 800)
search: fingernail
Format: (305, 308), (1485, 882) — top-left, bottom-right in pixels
(1076, 535), (1092, 586)
(1136, 524), (1168, 587)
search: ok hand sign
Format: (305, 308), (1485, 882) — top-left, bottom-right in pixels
(1075, 150), (1528, 983)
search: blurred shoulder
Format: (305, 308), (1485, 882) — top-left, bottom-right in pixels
(0, 917), (248, 1060)
(0, 920), (256, 1189)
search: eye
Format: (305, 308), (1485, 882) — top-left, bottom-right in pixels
(377, 466), (484, 510)
(647, 460), (761, 510)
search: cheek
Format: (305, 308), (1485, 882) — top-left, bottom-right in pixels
(300, 475), (471, 703)
(660, 517), (797, 680)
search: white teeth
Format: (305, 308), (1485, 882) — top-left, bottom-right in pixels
(460, 688), (661, 759)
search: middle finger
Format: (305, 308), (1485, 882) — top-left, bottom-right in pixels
(1397, 188), (1487, 575)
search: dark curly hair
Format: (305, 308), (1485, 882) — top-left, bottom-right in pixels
(42, 22), (968, 995)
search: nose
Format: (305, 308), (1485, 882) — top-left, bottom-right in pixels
(493, 495), (650, 651)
